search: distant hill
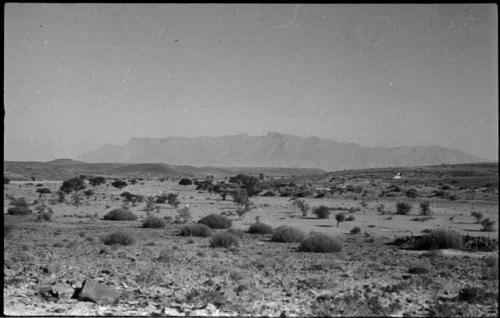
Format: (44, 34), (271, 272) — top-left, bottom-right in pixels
(3, 160), (324, 181)
(76, 132), (489, 171)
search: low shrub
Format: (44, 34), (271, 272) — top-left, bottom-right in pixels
(313, 205), (331, 219)
(101, 231), (135, 245)
(271, 226), (305, 243)
(103, 208), (138, 221)
(414, 229), (463, 250)
(179, 178), (193, 186)
(210, 231), (240, 248)
(198, 214), (232, 229)
(419, 201), (432, 216)
(10, 197), (29, 207)
(480, 218), (495, 232)
(297, 233), (342, 253)
(406, 188), (418, 198)
(227, 228), (246, 239)
(350, 226), (361, 234)
(261, 190), (276, 197)
(396, 202), (412, 215)
(35, 211), (53, 222)
(179, 224), (212, 237)
(248, 222), (274, 234)
(7, 206), (33, 215)
(345, 215), (355, 221)
(471, 211), (483, 223)
(142, 216), (166, 228)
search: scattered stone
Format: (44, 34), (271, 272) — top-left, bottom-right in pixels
(163, 307), (184, 316)
(78, 279), (121, 305)
(205, 303), (217, 312)
(53, 283), (75, 300)
(38, 285), (58, 302)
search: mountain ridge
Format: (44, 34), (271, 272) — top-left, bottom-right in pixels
(76, 132), (490, 171)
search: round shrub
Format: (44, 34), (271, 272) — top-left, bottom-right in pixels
(179, 224), (213, 237)
(248, 222), (274, 234)
(414, 229), (463, 250)
(313, 205), (331, 219)
(198, 214), (232, 229)
(142, 216), (166, 228)
(210, 231), (240, 248)
(350, 226), (361, 234)
(227, 228), (247, 239)
(271, 226), (305, 243)
(261, 190), (277, 197)
(7, 206), (33, 216)
(297, 233), (342, 253)
(179, 178), (193, 186)
(101, 231), (135, 245)
(10, 197), (29, 207)
(103, 208), (138, 221)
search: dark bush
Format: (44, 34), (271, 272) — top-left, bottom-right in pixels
(248, 222), (274, 234)
(480, 218), (495, 232)
(335, 212), (346, 227)
(350, 226), (361, 234)
(271, 226), (305, 243)
(406, 188), (418, 198)
(7, 206), (33, 215)
(179, 178), (193, 186)
(396, 202), (412, 215)
(36, 188), (52, 198)
(60, 177), (86, 193)
(35, 211), (53, 222)
(414, 229), (463, 250)
(228, 174), (262, 197)
(142, 216), (166, 228)
(88, 176), (106, 187)
(297, 233), (342, 253)
(111, 180), (128, 190)
(408, 266), (429, 275)
(471, 211), (483, 223)
(419, 201), (432, 216)
(345, 215), (355, 221)
(103, 208), (138, 221)
(4, 177), (10, 184)
(210, 231), (240, 248)
(313, 205), (331, 219)
(198, 214), (232, 229)
(179, 224), (213, 237)
(101, 231), (135, 245)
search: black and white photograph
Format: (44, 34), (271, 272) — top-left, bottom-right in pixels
(4, 3), (498, 316)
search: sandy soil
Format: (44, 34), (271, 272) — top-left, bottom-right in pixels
(3, 179), (498, 316)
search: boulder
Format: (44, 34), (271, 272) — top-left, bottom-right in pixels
(78, 279), (121, 305)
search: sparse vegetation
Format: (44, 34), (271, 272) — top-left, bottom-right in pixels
(179, 178), (193, 186)
(271, 226), (305, 243)
(111, 179), (128, 190)
(60, 176), (86, 194)
(480, 218), (495, 232)
(396, 202), (412, 215)
(103, 208), (138, 221)
(419, 201), (432, 216)
(210, 231), (240, 248)
(248, 222), (274, 234)
(142, 216), (166, 228)
(36, 187), (51, 198)
(297, 233), (342, 253)
(414, 229), (463, 250)
(291, 199), (309, 217)
(101, 231), (135, 246)
(350, 226), (361, 234)
(179, 224), (212, 237)
(198, 213), (232, 229)
(313, 205), (331, 219)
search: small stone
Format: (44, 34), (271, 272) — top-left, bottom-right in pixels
(38, 285), (58, 302)
(78, 279), (121, 305)
(53, 284), (75, 300)
(205, 303), (217, 312)
(163, 307), (183, 316)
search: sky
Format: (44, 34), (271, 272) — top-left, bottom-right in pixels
(4, 4), (498, 161)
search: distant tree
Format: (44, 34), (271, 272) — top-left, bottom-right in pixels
(335, 212), (346, 227)
(111, 180), (128, 190)
(232, 189), (252, 216)
(291, 198), (309, 217)
(229, 174), (262, 197)
(60, 177), (86, 194)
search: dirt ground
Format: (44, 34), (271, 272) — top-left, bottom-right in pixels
(3, 177), (499, 316)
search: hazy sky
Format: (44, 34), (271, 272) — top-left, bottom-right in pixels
(4, 4), (498, 161)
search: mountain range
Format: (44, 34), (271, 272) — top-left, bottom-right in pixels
(76, 132), (489, 171)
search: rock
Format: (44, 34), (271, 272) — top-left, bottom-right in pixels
(163, 307), (184, 316)
(205, 303), (217, 312)
(53, 284), (75, 300)
(78, 279), (121, 305)
(38, 285), (58, 302)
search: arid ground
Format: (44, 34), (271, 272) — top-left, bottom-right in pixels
(3, 163), (498, 316)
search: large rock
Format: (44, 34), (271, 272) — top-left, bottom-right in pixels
(78, 279), (121, 305)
